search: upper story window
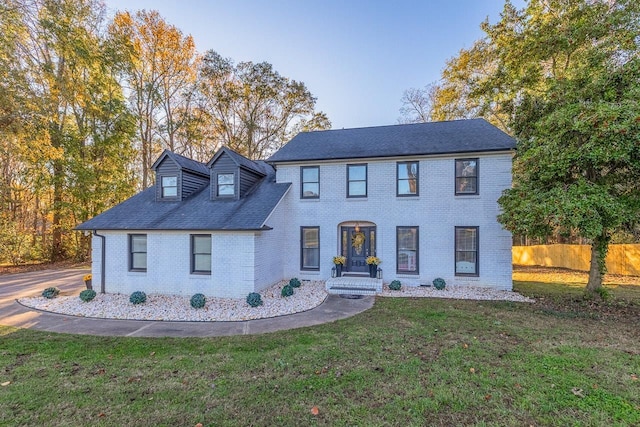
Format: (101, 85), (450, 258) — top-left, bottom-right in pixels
(397, 161), (419, 196)
(129, 234), (147, 272)
(191, 234), (212, 274)
(217, 173), (235, 196)
(161, 176), (178, 198)
(455, 158), (478, 195)
(301, 166), (319, 199)
(347, 164), (367, 198)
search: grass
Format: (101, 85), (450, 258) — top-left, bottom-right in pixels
(1, 268), (639, 426)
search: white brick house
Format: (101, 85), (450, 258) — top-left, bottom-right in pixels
(77, 119), (515, 297)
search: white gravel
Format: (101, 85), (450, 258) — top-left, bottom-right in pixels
(19, 280), (328, 322)
(380, 284), (533, 302)
(19, 281), (532, 322)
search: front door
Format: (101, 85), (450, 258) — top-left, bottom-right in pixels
(342, 226), (376, 273)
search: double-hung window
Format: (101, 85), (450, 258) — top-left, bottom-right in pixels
(397, 226), (419, 274)
(129, 234), (147, 271)
(217, 173), (235, 197)
(161, 176), (177, 198)
(191, 234), (212, 274)
(397, 161), (419, 196)
(347, 164), (367, 197)
(300, 227), (320, 270)
(455, 226), (479, 276)
(455, 158), (478, 195)
(301, 166), (319, 198)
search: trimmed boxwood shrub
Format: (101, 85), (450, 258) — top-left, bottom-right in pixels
(190, 293), (206, 309)
(433, 278), (446, 290)
(129, 291), (147, 305)
(42, 287), (60, 299)
(389, 280), (402, 291)
(289, 278), (301, 288)
(281, 284), (294, 297)
(246, 292), (263, 307)
(79, 289), (96, 302)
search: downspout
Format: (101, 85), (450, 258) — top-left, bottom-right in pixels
(93, 230), (106, 294)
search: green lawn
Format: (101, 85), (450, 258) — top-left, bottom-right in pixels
(1, 278), (639, 426)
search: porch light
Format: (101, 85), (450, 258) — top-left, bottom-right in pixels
(331, 266), (336, 278)
(377, 268), (382, 279)
(355, 222), (360, 232)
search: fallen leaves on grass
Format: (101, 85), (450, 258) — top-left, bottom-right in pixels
(310, 406), (319, 416)
(571, 387), (585, 398)
(1, 381), (10, 386)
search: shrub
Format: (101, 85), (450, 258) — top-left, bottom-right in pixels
(129, 291), (147, 305)
(79, 289), (96, 302)
(389, 280), (402, 291)
(246, 292), (263, 307)
(433, 278), (446, 290)
(42, 287), (60, 299)
(289, 278), (301, 288)
(190, 293), (206, 309)
(281, 284), (294, 297)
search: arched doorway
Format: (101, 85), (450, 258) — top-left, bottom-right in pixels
(339, 221), (376, 274)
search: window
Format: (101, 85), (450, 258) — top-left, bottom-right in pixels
(301, 227), (320, 270)
(455, 158), (478, 195)
(397, 161), (419, 196)
(347, 164), (367, 197)
(455, 227), (479, 276)
(397, 227), (419, 274)
(301, 166), (319, 198)
(217, 173), (235, 196)
(129, 234), (147, 271)
(191, 234), (211, 274)
(161, 176), (177, 198)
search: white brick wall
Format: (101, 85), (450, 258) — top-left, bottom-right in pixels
(93, 230), (268, 298)
(91, 152), (513, 297)
(275, 153), (513, 290)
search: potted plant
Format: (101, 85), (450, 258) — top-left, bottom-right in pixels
(332, 256), (346, 277)
(365, 256), (381, 278)
(83, 274), (92, 290)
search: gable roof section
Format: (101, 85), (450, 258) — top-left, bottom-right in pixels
(77, 162), (290, 231)
(267, 118), (516, 163)
(152, 150), (210, 176)
(208, 146), (266, 176)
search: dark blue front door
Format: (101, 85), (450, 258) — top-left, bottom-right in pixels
(342, 226), (375, 273)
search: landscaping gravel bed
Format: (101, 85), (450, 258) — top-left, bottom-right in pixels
(19, 281), (532, 322)
(19, 280), (328, 322)
(380, 284), (533, 302)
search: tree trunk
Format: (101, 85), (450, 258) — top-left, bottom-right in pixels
(585, 234), (610, 295)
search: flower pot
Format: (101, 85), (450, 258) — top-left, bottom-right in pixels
(369, 264), (377, 278)
(84, 279), (92, 290)
(335, 264), (342, 277)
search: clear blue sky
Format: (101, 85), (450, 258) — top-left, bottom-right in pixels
(103, 0), (525, 129)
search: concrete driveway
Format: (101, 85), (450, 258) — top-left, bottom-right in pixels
(0, 268), (373, 337)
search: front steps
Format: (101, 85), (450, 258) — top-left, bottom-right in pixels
(325, 276), (383, 296)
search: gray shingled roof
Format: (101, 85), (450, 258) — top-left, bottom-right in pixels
(267, 118), (515, 163)
(209, 147), (267, 175)
(77, 162), (290, 231)
(153, 150), (210, 176)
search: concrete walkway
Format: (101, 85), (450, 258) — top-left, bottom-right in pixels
(0, 267), (374, 337)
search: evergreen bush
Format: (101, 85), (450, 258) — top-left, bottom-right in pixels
(79, 289), (96, 302)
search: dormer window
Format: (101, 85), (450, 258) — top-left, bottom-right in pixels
(161, 176), (178, 198)
(217, 173), (235, 196)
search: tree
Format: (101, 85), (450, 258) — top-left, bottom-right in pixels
(2, 0), (135, 262)
(398, 85), (436, 124)
(485, 0), (640, 294)
(109, 10), (199, 188)
(196, 50), (331, 160)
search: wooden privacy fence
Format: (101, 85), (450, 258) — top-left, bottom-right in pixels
(513, 244), (640, 276)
